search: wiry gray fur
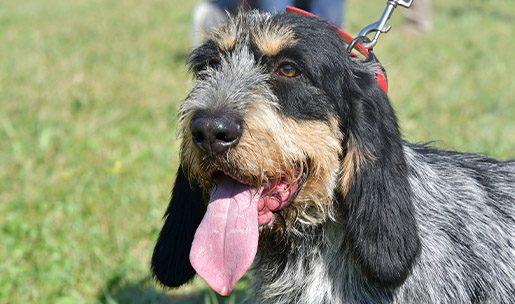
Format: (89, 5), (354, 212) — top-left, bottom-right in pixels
(180, 46), (275, 122)
(251, 145), (515, 304)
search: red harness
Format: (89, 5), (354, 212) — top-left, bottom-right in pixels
(286, 6), (389, 94)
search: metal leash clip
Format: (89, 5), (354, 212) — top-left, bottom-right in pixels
(347, 0), (414, 53)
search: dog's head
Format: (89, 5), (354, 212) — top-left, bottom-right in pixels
(152, 11), (420, 296)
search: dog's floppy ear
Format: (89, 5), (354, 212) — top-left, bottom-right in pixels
(338, 77), (421, 288)
(151, 165), (205, 287)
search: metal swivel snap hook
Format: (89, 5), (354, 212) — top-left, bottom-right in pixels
(347, 0), (414, 53)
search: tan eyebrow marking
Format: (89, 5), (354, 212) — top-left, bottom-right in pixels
(212, 22), (237, 52)
(254, 24), (297, 57)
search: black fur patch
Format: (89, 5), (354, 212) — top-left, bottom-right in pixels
(338, 81), (421, 287)
(151, 166), (206, 287)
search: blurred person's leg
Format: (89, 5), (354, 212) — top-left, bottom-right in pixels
(259, 0), (346, 26)
(258, 0), (294, 13)
(309, 0), (346, 26)
(405, 0), (433, 32)
(213, 0), (239, 13)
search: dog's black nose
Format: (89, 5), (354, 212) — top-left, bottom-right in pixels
(191, 114), (243, 155)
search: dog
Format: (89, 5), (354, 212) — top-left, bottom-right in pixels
(151, 10), (515, 304)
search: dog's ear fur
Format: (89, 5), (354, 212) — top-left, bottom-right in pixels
(151, 165), (205, 287)
(337, 71), (421, 288)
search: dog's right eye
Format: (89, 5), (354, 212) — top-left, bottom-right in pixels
(207, 59), (221, 70)
(276, 62), (300, 78)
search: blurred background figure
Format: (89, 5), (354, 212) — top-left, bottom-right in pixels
(258, 0), (346, 25)
(191, 1), (227, 47)
(192, 0), (346, 47)
(404, 0), (433, 32)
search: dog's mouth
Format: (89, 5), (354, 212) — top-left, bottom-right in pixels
(211, 168), (306, 226)
(189, 166), (306, 296)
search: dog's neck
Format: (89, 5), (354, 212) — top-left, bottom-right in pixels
(252, 220), (391, 304)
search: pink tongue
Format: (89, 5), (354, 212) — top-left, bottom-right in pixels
(189, 176), (263, 296)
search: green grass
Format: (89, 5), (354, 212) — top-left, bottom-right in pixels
(0, 0), (513, 303)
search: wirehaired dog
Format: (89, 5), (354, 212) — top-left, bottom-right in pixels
(151, 10), (515, 304)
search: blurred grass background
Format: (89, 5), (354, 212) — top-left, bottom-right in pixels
(0, 0), (513, 303)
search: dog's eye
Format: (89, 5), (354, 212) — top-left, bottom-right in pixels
(276, 63), (299, 78)
(207, 59), (221, 70)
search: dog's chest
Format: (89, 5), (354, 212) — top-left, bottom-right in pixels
(250, 225), (395, 304)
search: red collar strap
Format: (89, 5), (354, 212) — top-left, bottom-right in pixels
(285, 6), (388, 94)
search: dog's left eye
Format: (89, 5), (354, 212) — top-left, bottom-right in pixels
(276, 63), (300, 78)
